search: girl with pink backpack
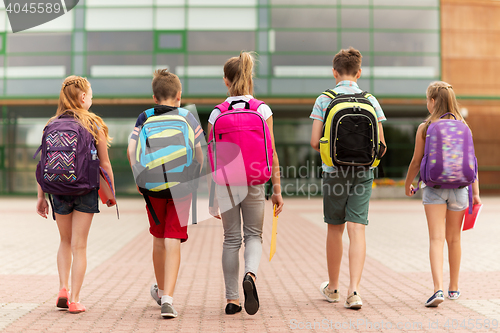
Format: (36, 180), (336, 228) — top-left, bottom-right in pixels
(404, 81), (481, 307)
(207, 51), (284, 315)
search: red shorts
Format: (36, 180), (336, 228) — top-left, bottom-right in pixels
(146, 194), (192, 242)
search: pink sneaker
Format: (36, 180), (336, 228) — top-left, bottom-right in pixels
(68, 302), (86, 314)
(56, 288), (69, 309)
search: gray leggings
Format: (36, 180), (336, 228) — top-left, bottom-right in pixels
(217, 184), (265, 300)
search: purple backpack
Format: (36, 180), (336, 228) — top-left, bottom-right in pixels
(34, 114), (100, 196)
(417, 113), (477, 212)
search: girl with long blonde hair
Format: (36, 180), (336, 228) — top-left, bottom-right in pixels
(405, 81), (481, 307)
(36, 76), (115, 313)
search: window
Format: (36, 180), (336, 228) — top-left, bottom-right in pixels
(187, 32), (255, 51)
(87, 32), (153, 52)
(7, 33), (72, 53)
(271, 8), (337, 29)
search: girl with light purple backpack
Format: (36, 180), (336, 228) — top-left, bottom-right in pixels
(207, 51), (284, 316)
(404, 81), (481, 307)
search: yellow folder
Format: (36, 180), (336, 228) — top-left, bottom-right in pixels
(269, 204), (278, 261)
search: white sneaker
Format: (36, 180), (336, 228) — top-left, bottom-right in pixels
(319, 281), (340, 303)
(150, 284), (161, 306)
(161, 302), (178, 318)
(344, 291), (362, 309)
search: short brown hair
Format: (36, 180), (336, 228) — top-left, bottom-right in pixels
(152, 69), (182, 101)
(333, 47), (362, 76)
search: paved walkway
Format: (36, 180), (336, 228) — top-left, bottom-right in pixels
(0, 196), (499, 332)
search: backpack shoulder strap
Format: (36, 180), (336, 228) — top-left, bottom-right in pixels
(248, 98), (265, 111)
(144, 108), (155, 119)
(322, 89), (338, 100)
(215, 101), (230, 113)
(177, 107), (189, 118)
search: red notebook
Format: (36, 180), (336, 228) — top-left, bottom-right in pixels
(462, 204), (482, 231)
(98, 167), (119, 219)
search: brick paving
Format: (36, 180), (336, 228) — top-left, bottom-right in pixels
(0, 196), (499, 332)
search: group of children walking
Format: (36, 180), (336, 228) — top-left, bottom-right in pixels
(35, 47), (480, 318)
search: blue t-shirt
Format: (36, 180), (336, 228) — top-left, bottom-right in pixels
(310, 80), (387, 173)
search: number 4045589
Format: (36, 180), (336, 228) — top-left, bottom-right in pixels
(6, 2), (62, 14)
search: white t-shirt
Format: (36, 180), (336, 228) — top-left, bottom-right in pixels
(208, 95), (273, 124)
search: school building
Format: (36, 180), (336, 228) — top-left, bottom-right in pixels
(0, 0), (498, 195)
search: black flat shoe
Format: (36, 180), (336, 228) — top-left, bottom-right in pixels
(242, 273), (259, 315)
(225, 303), (242, 315)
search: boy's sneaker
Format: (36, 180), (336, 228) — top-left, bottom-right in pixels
(150, 284), (161, 306)
(161, 302), (178, 318)
(319, 282), (340, 303)
(425, 290), (444, 307)
(448, 290), (461, 300)
(344, 291), (362, 309)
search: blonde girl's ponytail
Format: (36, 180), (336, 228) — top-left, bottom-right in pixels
(223, 51), (255, 96)
(49, 75), (112, 147)
(422, 81), (467, 139)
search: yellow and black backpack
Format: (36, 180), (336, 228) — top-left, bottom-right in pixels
(319, 89), (385, 168)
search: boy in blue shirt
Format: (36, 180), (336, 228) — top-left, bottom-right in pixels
(310, 47), (387, 309)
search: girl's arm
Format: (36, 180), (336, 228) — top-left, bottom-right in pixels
(404, 123), (426, 196)
(96, 129), (116, 205)
(36, 183), (49, 218)
(266, 116), (284, 216)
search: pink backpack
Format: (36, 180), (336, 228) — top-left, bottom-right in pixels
(208, 99), (273, 186)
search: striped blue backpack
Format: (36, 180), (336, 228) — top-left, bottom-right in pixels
(132, 107), (200, 223)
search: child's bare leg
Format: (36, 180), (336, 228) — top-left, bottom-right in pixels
(69, 211), (93, 303)
(424, 204), (447, 292)
(446, 209), (465, 291)
(164, 238), (181, 297)
(326, 223), (345, 290)
(56, 213), (73, 291)
(152, 237), (166, 290)
(346, 222), (365, 295)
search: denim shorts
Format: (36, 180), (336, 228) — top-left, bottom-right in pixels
(51, 188), (100, 215)
(422, 186), (468, 211)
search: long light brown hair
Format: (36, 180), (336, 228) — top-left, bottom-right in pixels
(422, 81), (467, 139)
(48, 76), (111, 146)
(223, 51), (255, 96)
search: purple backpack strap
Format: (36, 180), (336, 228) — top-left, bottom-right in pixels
(412, 176), (423, 194)
(440, 112), (457, 120)
(467, 184), (473, 214)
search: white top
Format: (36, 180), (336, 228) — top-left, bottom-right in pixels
(208, 95), (273, 124)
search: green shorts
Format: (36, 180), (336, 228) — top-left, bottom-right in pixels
(322, 168), (374, 225)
